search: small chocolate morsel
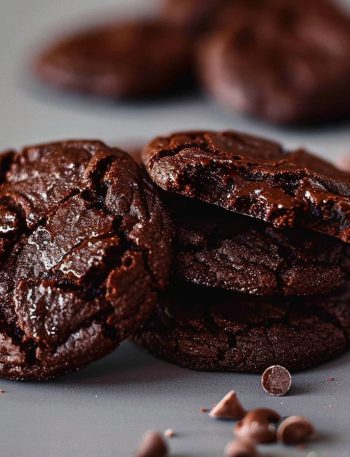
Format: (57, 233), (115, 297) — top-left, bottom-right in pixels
(336, 154), (350, 173)
(234, 408), (281, 444)
(209, 390), (246, 420)
(135, 431), (168, 457)
(225, 439), (260, 457)
(277, 416), (314, 445)
(261, 365), (292, 396)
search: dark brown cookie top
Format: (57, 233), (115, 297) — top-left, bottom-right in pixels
(35, 20), (192, 98)
(198, 0), (350, 124)
(0, 140), (173, 380)
(161, 0), (230, 34)
(136, 281), (350, 373)
(170, 196), (348, 295)
(143, 130), (350, 242)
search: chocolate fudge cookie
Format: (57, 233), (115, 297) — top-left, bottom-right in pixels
(136, 282), (350, 372)
(198, 0), (350, 124)
(0, 140), (173, 380)
(161, 0), (231, 34)
(143, 130), (350, 242)
(171, 196), (348, 295)
(35, 20), (192, 98)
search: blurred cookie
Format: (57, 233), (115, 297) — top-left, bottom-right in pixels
(161, 0), (232, 34)
(36, 20), (192, 98)
(198, 0), (350, 123)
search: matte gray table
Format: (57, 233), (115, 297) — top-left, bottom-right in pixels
(0, 1), (350, 456)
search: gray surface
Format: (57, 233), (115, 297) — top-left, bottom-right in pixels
(0, 0), (350, 456)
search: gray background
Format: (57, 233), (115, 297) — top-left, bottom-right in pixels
(0, 0), (350, 456)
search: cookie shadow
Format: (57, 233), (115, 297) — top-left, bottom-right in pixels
(20, 75), (199, 113)
(54, 341), (192, 386)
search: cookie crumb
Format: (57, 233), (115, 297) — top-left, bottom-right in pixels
(200, 407), (210, 413)
(209, 391), (246, 420)
(328, 377), (335, 382)
(0, 389), (5, 394)
(164, 429), (175, 438)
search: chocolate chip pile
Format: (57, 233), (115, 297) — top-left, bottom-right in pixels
(34, 0), (350, 125)
(215, 389), (314, 455)
(133, 390), (314, 456)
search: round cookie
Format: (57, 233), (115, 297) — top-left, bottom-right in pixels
(136, 282), (350, 373)
(198, 0), (350, 124)
(0, 140), (173, 380)
(143, 130), (350, 243)
(35, 20), (192, 98)
(170, 196), (348, 296)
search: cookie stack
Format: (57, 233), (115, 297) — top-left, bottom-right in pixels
(136, 130), (350, 373)
(1, 132), (350, 381)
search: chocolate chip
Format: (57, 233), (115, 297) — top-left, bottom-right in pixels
(234, 408), (281, 444)
(336, 154), (350, 173)
(225, 439), (260, 457)
(134, 431), (168, 457)
(261, 365), (292, 396)
(209, 391), (246, 420)
(277, 416), (314, 445)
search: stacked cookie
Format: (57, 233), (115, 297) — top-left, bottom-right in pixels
(1, 133), (350, 381)
(136, 130), (350, 373)
(34, 0), (350, 125)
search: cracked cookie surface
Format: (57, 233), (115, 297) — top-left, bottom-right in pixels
(0, 140), (173, 380)
(35, 20), (192, 98)
(136, 281), (350, 372)
(170, 196), (349, 295)
(143, 130), (350, 243)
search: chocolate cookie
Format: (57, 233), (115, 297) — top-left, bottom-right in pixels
(0, 140), (173, 380)
(35, 20), (192, 98)
(143, 130), (350, 242)
(161, 0), (231, 34)
(198, 0), (350, 124)
(136, 282), (350, 372)
(171, 196), (348, 295)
